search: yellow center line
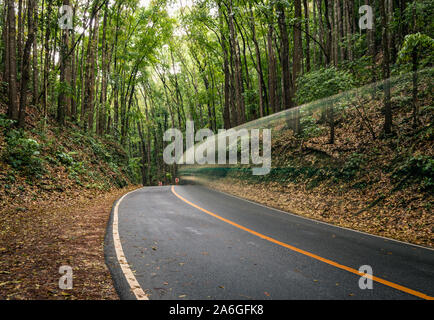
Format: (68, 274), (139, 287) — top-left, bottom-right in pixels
(171, 186), (433, 300)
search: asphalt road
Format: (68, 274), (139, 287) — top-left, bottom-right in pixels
(104, 185), (434, 300)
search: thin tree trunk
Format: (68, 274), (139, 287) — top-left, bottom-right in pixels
(249, 4), (265, 118)
(18, 0), (36, 128)
(7, 0), (18, 121)
(293, 0), (303, 85)
(324, 0), (333, 66)
(58, 0), (71, 125)
(17, 0), (23, 74)
(267, 24), (277, 114)
(277, 2), (293, 110)
(336, 0), (344, 61)
(344, 0), (353, 61)
(303, 0), (311, 72)
(411, 48), (419, 127)
(220, 12), (232, 129)
(388, 0), (396, 63)
(380, 0), (392, 135)
(332, 0), (339, 65)
(98, 6), (108, 136)
(42, 0), (52, 125)
(228, 0), (245, 125)
(84, 13), (98, 131)
(70, 6), (77, 121)
(32, 1), (38, 105)
(1, 4), (9, 82)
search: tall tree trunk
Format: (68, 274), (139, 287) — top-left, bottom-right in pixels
(144, 100), (152, 185)
(70, 6), (77, 121)
(113, 11), (120, 135)
(303, 0), (311, 72)
(58, 0), (71, 126)
(292, 0), (303, 134)
(227, 0), (245, 125)
(343, 0), (353, 61)
(17, 0), (23, 74)
(84, 13), (98, 131)
(380, 0), (392, 135)
(331, 0), (339, 66)
(7, 0), (18, 121)
(267, 24), (277, 114)
(336, 0), (344, 61)
(324, 0), (333, 66)
(1, 4), (9, 82)
(277, 2), (293, 110)
(32, 1), (38, 105)
(42, 0), (52, 124)
(220, 17), (232, 129)
(388, 0), (397, 63)
(293, 0), (303, 86)
(366, 0), (376, 86)
(411, 48), (419, 127)
(79, 35), (86, 123)
(249, 4), (266, 118)
(18, 0), (36, 128)
(98, 6), (108, 136)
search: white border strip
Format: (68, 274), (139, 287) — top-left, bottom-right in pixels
(112, 189), (148, 300)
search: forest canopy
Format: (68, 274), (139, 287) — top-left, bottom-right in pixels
(1, 0), (433, 185)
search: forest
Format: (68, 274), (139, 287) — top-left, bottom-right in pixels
(0, 0), (433, 301)
(0, 0), (432, 186)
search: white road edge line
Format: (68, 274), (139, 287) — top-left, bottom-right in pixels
(112, 188), (148, 300)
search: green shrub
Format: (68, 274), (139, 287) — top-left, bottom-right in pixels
(336, 153), (366, 180)
(300, 116), (323, 138)
(3, 130), (45, 178)
(56, 151), (75, 166)
(397, 33), (434, 72)
(396, 155), (433, 177)
(296, 67), (354, 105)
(395, 155), (433, 191)
(0, 114), (15, 130)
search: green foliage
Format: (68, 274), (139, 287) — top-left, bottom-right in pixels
(56, 151), (75, 166)
(397, 33), (434, 71)
(296, 67), (354, 105)
(395, 155), (434, 191)
(126, 157), (142, 184)
(300, 116), (323, 139)
(403, 1), (434, 37)
(2, 130), (45, 178)
(87, 136), (112, 163)
(0, 114), (15, 129)
(336, 153), (366, 181)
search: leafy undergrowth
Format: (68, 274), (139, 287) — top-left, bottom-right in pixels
(0, 186), (137, 299)
(182, 73), (433, 248)
(0, 103), (138, 299)
(0, 104), (135, 211)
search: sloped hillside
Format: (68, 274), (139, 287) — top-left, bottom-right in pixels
(182, 71), (433, 247)
(0, 99), (139, 299)
(0, 101), (135, 212)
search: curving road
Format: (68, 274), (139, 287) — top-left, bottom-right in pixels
(104, 185), (434, 300)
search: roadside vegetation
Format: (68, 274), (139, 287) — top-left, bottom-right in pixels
(0, 0), (432, 299)
(183, 69), (433, 247)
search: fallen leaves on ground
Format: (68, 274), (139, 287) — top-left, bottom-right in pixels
(0, 186), (138, 300)
(190, 176), (433, 249)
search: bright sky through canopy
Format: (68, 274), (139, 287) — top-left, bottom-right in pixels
(140, 0), (193, 16)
